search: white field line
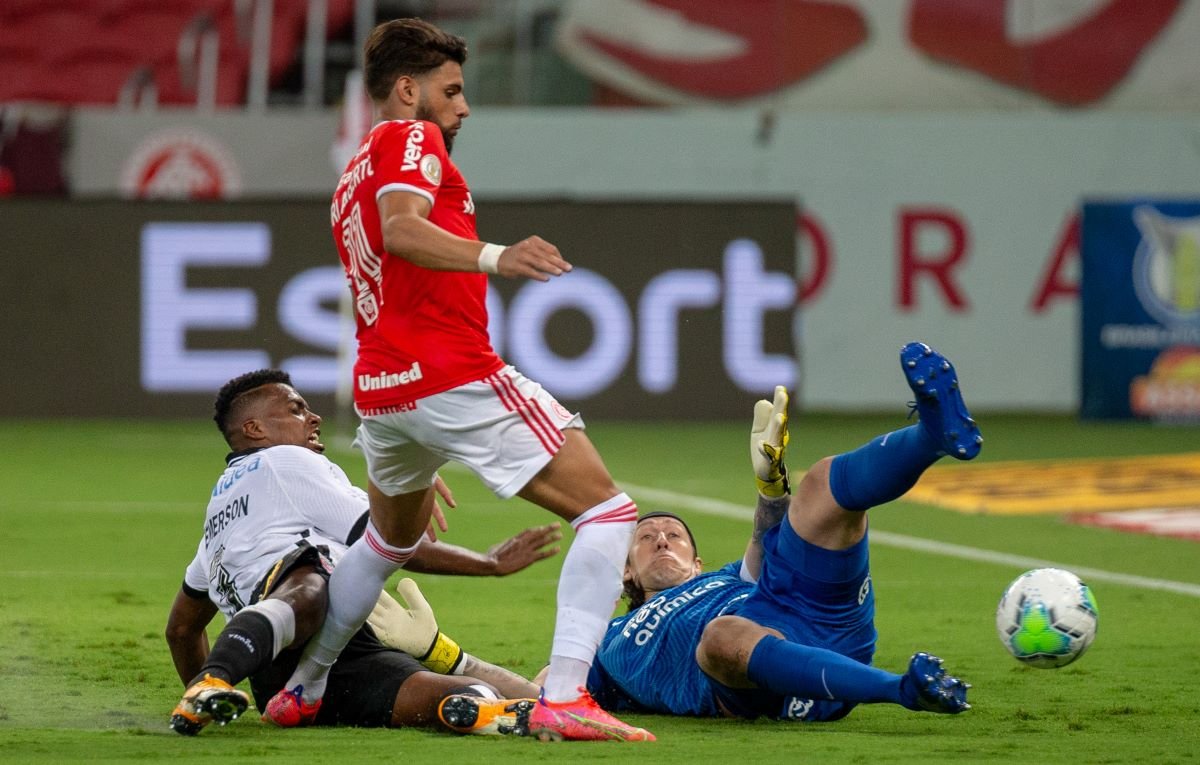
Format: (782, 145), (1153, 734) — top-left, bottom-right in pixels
(22, 500), (199, 511)
(623, 482), (1200, 599)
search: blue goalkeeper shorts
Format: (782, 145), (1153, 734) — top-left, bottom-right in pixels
(714, 519), (878, 721)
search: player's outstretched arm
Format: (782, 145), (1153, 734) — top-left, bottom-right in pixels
(742, 385), (792, 582)
(457, 654), (540, 699)
(492, 235), (572, 282)
(406, 522), (562, 576)
(378, 191), (571, 280)
(369, 580), (539, 698)
(369, 578), (465, 674)
(165, 588), (219, 685)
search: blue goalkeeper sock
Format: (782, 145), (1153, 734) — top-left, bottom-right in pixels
(828, 425), (941, 511)
(746, 635), (902, 705)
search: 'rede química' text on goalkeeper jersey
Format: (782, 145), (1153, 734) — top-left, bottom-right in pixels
(587, 562), (752, 716)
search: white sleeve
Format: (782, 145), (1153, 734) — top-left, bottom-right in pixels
(182, 538), (208, 593)
(267, 446), (370, 544)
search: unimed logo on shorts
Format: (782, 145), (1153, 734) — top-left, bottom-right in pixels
(38, 200), (794, 418)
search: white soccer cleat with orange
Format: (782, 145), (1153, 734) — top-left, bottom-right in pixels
(169, 674), (250, 736)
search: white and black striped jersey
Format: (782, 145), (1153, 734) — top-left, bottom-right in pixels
(183, 445), (368, 619)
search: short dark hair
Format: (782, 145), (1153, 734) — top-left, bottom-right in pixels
(364, 18), (468, 101)
(213, 369), (293, 444)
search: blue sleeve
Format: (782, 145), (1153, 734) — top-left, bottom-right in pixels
(717, 560), (744, 578)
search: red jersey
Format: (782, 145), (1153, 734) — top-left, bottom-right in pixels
(330, 119), (503, 413)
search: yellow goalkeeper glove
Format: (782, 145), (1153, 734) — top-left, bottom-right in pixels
(367, 578), (464, 674)
(751, 385), (791, 498)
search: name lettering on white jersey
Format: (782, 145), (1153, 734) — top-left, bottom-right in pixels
(358, 361), (423, 391)
(204, 494), (250, 548)
(189, 448), (368, 621)
(342, 203), (382, 325)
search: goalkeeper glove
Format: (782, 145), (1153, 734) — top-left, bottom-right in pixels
(367, 578), (464, 674)
(751, 385), (791, 498)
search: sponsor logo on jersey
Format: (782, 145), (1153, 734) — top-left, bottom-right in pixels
(358, 361), (424, 391)
(401, 122), (426, 173)
(212, 456), (261, 497)
(857, 574), (871, 606)
(420, 153), (442, 186)
(622, 577), (730, 646)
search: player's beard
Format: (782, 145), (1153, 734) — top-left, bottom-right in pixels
(415, 101), (454, 153)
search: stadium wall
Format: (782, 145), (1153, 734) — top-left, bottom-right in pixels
(61, 109), (1200, 412)
(0, 198), (794, 419)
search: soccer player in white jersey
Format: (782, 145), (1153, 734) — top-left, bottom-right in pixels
(167, 369), (563, 736)
(585, 343), (979, 722)
(269, 17), (652, 742)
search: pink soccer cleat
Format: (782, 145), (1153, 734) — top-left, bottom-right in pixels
(528, 688), (655, 742)
(262, 685), (322, 727)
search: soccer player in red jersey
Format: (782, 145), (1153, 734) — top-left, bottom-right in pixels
(266, 18), (653, 742)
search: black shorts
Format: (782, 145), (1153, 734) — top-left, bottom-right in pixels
(249, 543), (335, 605)
(247, 544), (425, 727)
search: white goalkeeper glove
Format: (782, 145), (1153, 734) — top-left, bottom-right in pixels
(751, 385), (791, 498)
(367, 578), (464, 674)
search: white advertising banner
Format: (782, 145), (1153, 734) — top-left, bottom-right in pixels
(68, 109), (341, 197)
(450, 110), (1200, 411)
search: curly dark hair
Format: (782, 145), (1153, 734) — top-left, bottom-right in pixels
(364, 18), (468, 102)
(213, 369), (293, 444)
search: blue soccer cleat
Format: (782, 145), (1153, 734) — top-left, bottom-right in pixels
(900, 652), (971, 714)
(900, 341), (983, 460)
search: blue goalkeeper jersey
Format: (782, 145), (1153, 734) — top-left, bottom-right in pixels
(588, 562), (751, 716)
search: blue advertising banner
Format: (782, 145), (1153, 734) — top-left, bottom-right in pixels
(1081, 201), (1200, 420)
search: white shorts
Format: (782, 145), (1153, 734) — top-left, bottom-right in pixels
(353, 366), (584, 498)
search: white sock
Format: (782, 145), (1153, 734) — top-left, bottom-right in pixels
(286, 522), (420, 702)
(467, 683), (498, 700)
(542, 493), (637, 702)
(242, 599), (296, 658)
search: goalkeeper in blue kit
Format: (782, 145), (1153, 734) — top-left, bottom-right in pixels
(585, 342), (979, 721)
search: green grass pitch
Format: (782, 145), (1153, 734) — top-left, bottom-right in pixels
(1, 413), (1198, 763)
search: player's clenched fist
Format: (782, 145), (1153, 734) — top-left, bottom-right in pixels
(497, 236), (572, 281)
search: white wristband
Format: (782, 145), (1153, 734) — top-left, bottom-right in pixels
(477, 243), (504, 274)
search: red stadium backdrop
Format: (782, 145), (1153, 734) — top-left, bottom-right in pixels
(0, 198), (796, 419)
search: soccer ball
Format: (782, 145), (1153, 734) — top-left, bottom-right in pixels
(995, 567), (1099, 668)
